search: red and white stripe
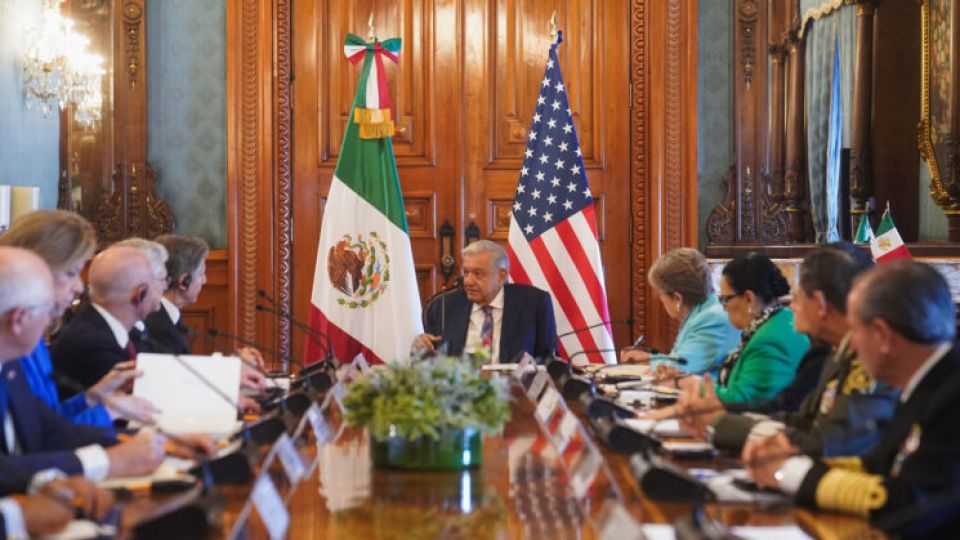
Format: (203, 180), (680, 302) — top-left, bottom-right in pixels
(507, 205), (615, 365)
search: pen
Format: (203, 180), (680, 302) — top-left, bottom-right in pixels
(630, 335), (645, 349)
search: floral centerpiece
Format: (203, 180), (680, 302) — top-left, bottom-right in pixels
(343, 356), (511, 470)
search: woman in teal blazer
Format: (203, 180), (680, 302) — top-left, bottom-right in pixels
(622, 248), (740, 374)
(707, 253), (810, 405)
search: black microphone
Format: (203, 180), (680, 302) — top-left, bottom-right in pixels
(257, 288), (277, 306)
(206, 328), (334, 393)
(567, 348), (619, 365)
(555, 319), (632, 340)
(254, 303), (335, 364)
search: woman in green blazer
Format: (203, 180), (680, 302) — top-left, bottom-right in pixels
(706, 253), (810, 405)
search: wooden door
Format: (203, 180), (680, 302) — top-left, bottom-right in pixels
(290, 0), (633, 363)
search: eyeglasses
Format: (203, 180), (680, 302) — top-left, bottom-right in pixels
(717, 293), (742, 307)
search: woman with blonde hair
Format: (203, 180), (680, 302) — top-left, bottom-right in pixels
(0, 209), (158, 427)
(622, 248), (740, 374)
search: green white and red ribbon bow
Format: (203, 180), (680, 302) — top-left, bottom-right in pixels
(344, 33), (402, 139)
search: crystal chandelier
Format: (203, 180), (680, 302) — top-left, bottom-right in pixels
(22, 0), (105, 127)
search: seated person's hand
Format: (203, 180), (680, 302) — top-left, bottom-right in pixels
(107, 429), (167, 478)
(240, 365), (266, 391)
(89, 360), (142, 399)
(166, 433), (217, 460)
(620, 348), (650, 364)
(236, 347), (266, 371)
(237, 394), (262, 415)
(743, 432), (797, 490)
(638, 404), (676, 420)
(676, 374), (724, 440)
(653, 364), (681, 381)
(16, 492), (75, 537)
(411, 333), (441, 353)
(41, 477), (114, 522)
(105, 394), (161, 424)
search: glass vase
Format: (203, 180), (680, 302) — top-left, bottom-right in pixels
(371, 427), (482, 470)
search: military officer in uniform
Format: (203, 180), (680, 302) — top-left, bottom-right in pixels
(746, 261), (960, 538)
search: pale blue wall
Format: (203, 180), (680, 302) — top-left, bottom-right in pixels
(919, 160), (949, 240)
(147, 0), (227, 248)
(697, 0), (734, 251)
(0, 0), (60, 210)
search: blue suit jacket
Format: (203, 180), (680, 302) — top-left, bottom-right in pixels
(19, 341), (112, 428)
(424, 283), (557, 362)
(0, 360), (116, 496)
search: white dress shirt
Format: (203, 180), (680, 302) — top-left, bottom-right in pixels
(160, 296), (181, 325)
(464, 288), (504, 364)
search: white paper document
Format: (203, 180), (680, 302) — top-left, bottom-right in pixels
(620, 418), (690, 438)
(133, 353), (242, 437)
(641, 523), (810, 540)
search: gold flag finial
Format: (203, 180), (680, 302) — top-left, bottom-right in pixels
(550, 10), (558, 41)
(367, 13), (375, 42)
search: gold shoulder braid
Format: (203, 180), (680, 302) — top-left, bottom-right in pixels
(841, 359), (875, 395)
(815, 469), (888, 517)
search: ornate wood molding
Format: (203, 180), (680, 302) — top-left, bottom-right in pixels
(275, 0), (293, 361)
(638, 0), (698, 347)
(122, 1), (142, 88)
(630, 0), (648, 343)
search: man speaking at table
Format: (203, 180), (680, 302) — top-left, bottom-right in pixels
(412, 240), (557, 363)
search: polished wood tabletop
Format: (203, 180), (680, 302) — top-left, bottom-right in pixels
(179, 377), (885, 540)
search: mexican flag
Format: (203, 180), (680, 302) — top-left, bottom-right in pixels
(305, 34), (423, 365)
(853, 213), (874, 245)
(870, 208), (912, 263)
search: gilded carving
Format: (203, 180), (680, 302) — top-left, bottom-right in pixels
(739, 1), (758, 87)
(706, 166), (738, 244)
(630, 0), (647, 340)
(240, 0), (260, 342)
(122, 2), (142, 88)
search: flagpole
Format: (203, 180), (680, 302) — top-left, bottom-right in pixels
(549, 10), (558, 42)
(367, 13), (375, 42)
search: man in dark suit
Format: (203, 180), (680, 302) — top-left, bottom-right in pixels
(51, 245), (163, 394)
(746, 261), (960, 538)
(413, 240), (557, 363)
(0, 247), (178, 492)
(144, 235), (209, 355)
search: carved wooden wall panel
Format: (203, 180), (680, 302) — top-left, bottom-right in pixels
(318, 0), (436, 166)
(226, 0), (698, 360)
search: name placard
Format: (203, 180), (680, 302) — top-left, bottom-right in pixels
(527, 371), (549, 401)
(274, 433), (306, 485)
(250, 475), (290, 540)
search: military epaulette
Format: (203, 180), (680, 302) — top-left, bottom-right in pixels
(842, 359), (876, 395)
(823, 456), (865, 472)
(815, 468), (888, 517)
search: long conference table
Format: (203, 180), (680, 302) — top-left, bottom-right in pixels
(123, 373), (883, 539)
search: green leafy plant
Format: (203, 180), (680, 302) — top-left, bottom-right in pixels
(343, 356), (512, 441)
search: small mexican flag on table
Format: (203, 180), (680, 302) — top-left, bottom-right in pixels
(869, 206), (912, 263)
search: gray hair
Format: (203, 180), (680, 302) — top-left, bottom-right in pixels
(0, 247), (53, 315)
(113, 238), (169, 280)
(854, 261), (956, 344)
(647, 248), (711, 307)
(462, 240), (509, 271)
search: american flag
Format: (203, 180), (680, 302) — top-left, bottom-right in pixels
(506, 33), (615, 365)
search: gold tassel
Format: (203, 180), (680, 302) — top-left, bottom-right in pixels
(815, 469), (888, 516)
(354, 108), (395, 139)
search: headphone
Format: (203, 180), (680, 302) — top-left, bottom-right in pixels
(180, 273), (193, 289)
(136, 287), (147, 304)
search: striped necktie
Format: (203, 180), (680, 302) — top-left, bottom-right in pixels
(480, 305), (494, 350)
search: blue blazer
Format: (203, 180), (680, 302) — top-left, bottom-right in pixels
(424, 283), (557, 362)
(0, 360), (116, 495)
(19, 341), (112, 428)
(649, 294), (741, 374)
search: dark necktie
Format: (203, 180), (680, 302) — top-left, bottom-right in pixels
(0, 368), (8, 454)
(125, 338), (138, 360)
